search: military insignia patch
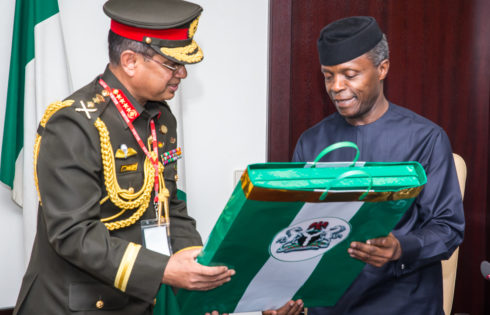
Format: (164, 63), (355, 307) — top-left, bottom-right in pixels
(92, 93), (106, 104)
(270, 217), (350, 262)
(75, 100), (97, 119)
(120, 163), (138, 172)
(113, 88), (139, 122)
(115, 144), (137, 159)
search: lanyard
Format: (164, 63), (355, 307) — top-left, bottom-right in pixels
(99, 78), (161, 204)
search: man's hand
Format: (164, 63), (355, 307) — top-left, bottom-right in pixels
(205, 311), (228, 315)
(162, 248), (235, 290)
(348, 232), (402, 267)
(262, 299), (304, 315)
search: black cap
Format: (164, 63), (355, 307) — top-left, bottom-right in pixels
(317, 16), (383, 66)
(104, 0), (204, 64)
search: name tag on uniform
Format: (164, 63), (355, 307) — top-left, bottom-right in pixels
(141, 219), (172, 256)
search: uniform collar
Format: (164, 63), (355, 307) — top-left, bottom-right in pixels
(101, 65), (157, 128)
(145, 101), (164, 120)
(101, 66), (145, 114)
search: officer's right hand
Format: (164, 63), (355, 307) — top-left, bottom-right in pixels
(162, 248), (235, 290)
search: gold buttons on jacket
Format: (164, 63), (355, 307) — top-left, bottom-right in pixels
(160, 125), (168, 134)
(96, 299), (104, 309)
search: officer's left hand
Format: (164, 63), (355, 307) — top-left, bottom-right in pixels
(262, 299), (304, 315)
(348, 232), (402, 267)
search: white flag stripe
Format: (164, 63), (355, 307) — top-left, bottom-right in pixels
(33, 14), (72, 119)
(291, 202), (363, 225)
(12, 148), (24, 205)
(20, 59), (38, 262)
(16, 12), (72, 263)
(234, 256), (324, 311)
(233, 202), (363, 312)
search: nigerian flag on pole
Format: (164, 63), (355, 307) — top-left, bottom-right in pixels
(177, 158), (427, 314)
(0, 0), (71, 258)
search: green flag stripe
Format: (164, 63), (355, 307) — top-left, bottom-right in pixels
(154, 285), (181, 315)
(178, 184), (305, 314)
(0, 0), (59, 187)
(176, 189), (187, 201)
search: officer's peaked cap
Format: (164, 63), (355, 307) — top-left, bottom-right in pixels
(104, 0), (203, 64)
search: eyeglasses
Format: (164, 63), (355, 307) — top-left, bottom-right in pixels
(143, 55), (185, 74)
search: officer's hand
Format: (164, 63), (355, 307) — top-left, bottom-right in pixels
(162, 248), (235, 290)
(348, 232), (402, 267)
(262, 299), (304, 315)
(204, 311), (228, 315)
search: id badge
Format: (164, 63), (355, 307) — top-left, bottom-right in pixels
(141, 219), (172, 256)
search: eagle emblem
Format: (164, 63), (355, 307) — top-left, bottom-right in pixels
(270, 217), (351, 262)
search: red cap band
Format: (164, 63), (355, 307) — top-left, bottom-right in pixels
(111, 20), (189, 42)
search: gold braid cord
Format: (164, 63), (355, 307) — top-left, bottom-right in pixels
(95, 118), (165, 230)
(188, 15), (200, 38)
(158, 15), (202, 64)
(160, 40), (203, 63)
(34, 100), (75, 204)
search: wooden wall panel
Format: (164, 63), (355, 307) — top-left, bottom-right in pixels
(268, 0), (292, 162)
(268, 0), (490, 313)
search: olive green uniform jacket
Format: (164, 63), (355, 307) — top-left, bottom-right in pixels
(14, 67), (202, 315)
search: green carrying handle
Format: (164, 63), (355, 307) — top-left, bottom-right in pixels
(319, 170), (373, 201)
(312, 141), (360, 168)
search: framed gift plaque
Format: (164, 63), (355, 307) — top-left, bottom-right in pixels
(177, 142), (427, 314)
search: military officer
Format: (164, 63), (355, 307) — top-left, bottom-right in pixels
(13, 0), (235, 314)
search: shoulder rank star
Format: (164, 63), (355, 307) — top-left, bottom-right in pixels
(75, 100), (97, 119)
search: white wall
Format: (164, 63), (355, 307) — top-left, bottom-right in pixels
(184, 0), (269, 240)
(0, 0), (25, 309)
(0, 0), (269, 311)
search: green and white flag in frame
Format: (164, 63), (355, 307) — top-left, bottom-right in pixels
(178, 142), (427, 314)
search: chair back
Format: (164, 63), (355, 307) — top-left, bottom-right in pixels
(442, 153), (466, 315)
